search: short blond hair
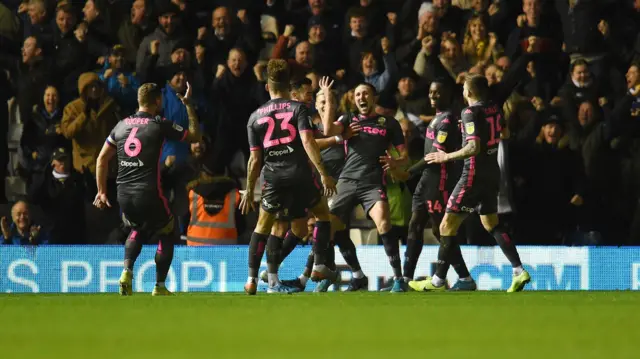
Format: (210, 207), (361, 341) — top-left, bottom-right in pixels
(267, 59), (290, 92)
(137, 83), (161, 107)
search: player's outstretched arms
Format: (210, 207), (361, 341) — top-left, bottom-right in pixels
(177, 82), (202, 143)
(301, 130), (336, 197)
(426, 139), (480, 164)
(318, 76), (344, 137)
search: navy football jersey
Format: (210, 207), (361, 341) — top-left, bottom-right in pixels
(338, 113), (404, 184)
(423, 111), (461, 189)
(107, 111), (188, 192)
(460, 101), (503, 181)
(313, 119), (345, 179)
(247, 99), (314, 185)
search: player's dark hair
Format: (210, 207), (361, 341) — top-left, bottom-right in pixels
(56, 3), (74, 15)
(267, 59), (290, 93)
(629, 61), (640, 71)
(431, 77), (453, 102)
(464, 73), (489, 101)
(290, 77), (312, 93)
(354, 82), (377, 96)
(348, 7), (367, 20)
(138, 83), (162, 107)
(570, 59), (589, 73)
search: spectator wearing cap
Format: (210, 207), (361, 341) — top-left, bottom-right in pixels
(197, 6), (261, 67)
(27, 147), (86, 244)
(20, 85), (69, 177)
(98, 44), (140, 114)
(1, 200), (48, 245)
(138, 39), (200, 89)
(511, 109), (586, 245)
(136, 2), (185, 74)
(117, 0), (152, 69)
(61, 72), (120, 176)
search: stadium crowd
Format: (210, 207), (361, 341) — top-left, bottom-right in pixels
(1, 0), (640, 247)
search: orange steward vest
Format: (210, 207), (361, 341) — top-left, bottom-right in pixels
(187, 189), (240, 246)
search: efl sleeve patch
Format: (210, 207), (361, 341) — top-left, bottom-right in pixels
(465, 122), (475, 135)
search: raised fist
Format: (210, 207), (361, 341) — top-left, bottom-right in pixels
(284, 25), (295, 37)
(517, 14), (527, 28)
(150, 40), (160, 55)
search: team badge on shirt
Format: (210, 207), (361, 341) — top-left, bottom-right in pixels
(465, 122), (475, 135)
(378, 117), (386, 126)
(437, 131), (448, 143)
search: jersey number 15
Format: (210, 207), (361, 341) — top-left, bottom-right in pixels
(258, 112), (296, 148)
(486, 114), (502, 146)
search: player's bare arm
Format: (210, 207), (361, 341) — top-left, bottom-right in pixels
(318, 76), (344, 137)
(426, 138), (480, 164)
(301, 130), (336, 197)
(240, 150), (262, 215)
(94, 141), (116, 209)
(177, 82), (202, 143)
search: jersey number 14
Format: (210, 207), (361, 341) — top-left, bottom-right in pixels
(258, 112), (296, 148)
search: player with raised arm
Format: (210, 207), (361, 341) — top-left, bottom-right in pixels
(272, 79), (369, 292)
(240, 59), (337, 295)
(388, 78), (477, 291)
(417, 73), (530, 292)
(319, 80), (409, 292)
(93, 82), (201, 296)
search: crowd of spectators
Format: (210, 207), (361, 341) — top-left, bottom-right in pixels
(1, 0), (640, 246)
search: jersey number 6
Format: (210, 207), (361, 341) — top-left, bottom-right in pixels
(258, 112), (296, 148)
(125, 127), (142, 157)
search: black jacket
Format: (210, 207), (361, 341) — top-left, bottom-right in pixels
(20, 106), (70, 173)
(28, 168), (86, 244)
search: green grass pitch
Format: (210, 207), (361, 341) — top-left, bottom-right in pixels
(1, 292), (638, 359)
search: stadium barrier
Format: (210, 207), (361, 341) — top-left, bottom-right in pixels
(0, 246), (638, 293)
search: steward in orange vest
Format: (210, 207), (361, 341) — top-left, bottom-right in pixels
(186, 171), (241, 246)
